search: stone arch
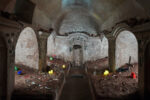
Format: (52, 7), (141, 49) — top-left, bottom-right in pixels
(115, 30), (138, 69)
(0, 34), (7, 100)
(15, 27), (39, 69)
(144, 41), (150, 96)
(68, 33), (88, 63)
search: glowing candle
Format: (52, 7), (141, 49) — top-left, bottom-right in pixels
(49, 70), (54, 75)
(62, 65), (66, 69)
(104, 70), (109, 76)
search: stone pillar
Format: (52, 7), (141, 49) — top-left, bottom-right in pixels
(108, 37), (116, 72)
(138, 39), (145, 99)
(39, 32), (50, 72)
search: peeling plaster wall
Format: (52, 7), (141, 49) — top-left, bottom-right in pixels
(15, 27), (39, 69)
(47, 34), (108, 62)
(115, 31), (138, 69)
(84, 36), (108, 61)
(47, 34), (72, 61)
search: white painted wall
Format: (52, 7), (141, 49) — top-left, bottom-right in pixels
(15, 27), (39, 69)
(47, 34), (108, 62)
(84, 36), (108, 61)
(47, 34), (72, 61)
(115, 31), (138, 69)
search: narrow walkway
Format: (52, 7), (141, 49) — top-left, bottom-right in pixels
(59, 68), (93, 100)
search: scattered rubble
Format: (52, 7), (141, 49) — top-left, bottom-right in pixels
(86, 58), (138, 99)
(14, 58), (70, 96)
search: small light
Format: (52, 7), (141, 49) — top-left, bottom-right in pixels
(17, 70), (22, 75)
(49, 70), (54, 75)
(104, 70), (109, 76)
(50, 57), (53, 61)
(62, 65), (66, 69)
(15, 66), (18, 71)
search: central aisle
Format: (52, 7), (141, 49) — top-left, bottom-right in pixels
(59, 68), (93, 100)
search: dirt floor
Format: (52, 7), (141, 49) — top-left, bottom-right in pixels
(13, 58), (69, 100)
(85, 58), (139, 100)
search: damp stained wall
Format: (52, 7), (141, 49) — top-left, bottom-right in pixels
(47, 34), (72, 61)
(47, 34), (108, 62)
(15, 27), (39, 69)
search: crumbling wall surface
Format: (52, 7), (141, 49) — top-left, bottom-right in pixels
(84, 36), (108, 61)
(115, 31), (138, 69)
(47, 34), (108, 62)
(47, 34), (72, 61)
(15, 27), (39, 69)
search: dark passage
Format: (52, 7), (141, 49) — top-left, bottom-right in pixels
(59, 68), (93, 100)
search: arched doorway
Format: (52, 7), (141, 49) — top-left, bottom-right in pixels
(15, 27), (39, 69)
(115, 30), (138, 69)
(73, 45), (83, 67)
(0, 35), (7, 100)
(145, 42), (150, 97)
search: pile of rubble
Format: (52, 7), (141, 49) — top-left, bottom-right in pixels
(85, 57), (109, 75)
(14, 57), (70, 96)
(86, 58), (138, 99)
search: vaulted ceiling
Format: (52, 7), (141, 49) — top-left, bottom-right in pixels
(31, 0), (149, 30)
(0, 0), (150, 30)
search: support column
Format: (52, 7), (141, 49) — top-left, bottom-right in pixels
(108, 37), (116, 72)
(39, 32), (50, 72)
(138, 39), (145, 99)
